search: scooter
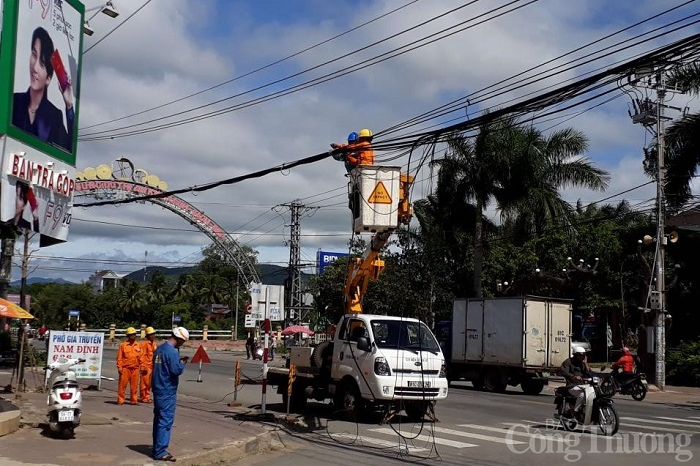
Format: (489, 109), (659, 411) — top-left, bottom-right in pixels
(252, 343), (264, 360)
(553, 376), (619, 436)
(45, 357), (85, 439)
(601, 366), (648, 401)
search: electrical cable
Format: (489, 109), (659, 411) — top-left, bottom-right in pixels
(80, 0), (425, 130)
(78, 0), (536, 141)
(83, 0), (155, 54)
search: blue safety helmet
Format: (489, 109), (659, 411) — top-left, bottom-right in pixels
(347, 132), (359, 143)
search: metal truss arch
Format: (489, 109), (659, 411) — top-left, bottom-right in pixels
(74, 161), (260, 287)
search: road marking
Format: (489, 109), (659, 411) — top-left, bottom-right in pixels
(655, 416), (700, 424)
(623, 423), (699, 434)
(369, 428), (477, 448)
(622, 417), (700, 430)
(459, 424), (569, 443)
(330, 433), (428, 452)
(429, 426), (526, 445)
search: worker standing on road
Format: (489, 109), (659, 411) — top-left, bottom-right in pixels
(117, 327), (143, 405)
(140, 326), (158, 403)
(152, 327), (189, 463)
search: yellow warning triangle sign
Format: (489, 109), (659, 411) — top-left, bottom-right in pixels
(368, 181), (392, 204)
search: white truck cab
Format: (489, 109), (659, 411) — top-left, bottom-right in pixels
(330, 314), (449, 420)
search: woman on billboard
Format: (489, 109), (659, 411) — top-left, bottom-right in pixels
(12, 27), (74, 153)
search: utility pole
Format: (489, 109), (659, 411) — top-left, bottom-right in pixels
(628, 66), (684, 391)
(279, 200), (317, 325)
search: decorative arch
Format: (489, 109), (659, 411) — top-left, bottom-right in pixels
(73, 157), (261, 287)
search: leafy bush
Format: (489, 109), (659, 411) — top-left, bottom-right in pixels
(666, 340), (700, 387)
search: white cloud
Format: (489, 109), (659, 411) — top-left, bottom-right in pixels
(19, 0), (699, 283)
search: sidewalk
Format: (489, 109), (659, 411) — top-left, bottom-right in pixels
(0, 371), (283, 466)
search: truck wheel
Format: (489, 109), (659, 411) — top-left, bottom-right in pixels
(483, 369), (506, 393)
(337, 382), (363, 421)
(471, 378), (484, 391)
(521, 379), (544, 395)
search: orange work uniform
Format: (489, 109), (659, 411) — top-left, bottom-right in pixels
(117, 340), (143, 404)
(140, 339), (158, 402)
(346, 140), (374, 167)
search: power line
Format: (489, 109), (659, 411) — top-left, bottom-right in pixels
(79, 0), (424, 130)
(83, 0), (156, 54)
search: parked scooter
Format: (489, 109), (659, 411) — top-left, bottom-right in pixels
(45, 357), (85, 439)
(553, 375), (619, 436)
(601, 366), (648, 401)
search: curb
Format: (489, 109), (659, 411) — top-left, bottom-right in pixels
(0, 398), (20, 438)
(0, 410), (20, 437)
(172, 430), (284, 466)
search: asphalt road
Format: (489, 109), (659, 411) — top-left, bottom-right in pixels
(228, 382), (700, 466)
(98, 347), (700, 466)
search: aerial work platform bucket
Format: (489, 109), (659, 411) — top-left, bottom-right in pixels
(349, 165), (401, 234)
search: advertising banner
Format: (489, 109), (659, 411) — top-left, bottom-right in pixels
(1, 137), (75, 246)
(0, 0), (85, 166)
(317, 250), (349, 274)
(46, 331), (104, 381)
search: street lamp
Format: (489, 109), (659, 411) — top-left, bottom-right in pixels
(83, 1), (120, 36)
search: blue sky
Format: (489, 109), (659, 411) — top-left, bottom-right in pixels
(18, 0), (700, 284)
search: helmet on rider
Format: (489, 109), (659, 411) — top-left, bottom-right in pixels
(572, 346), (587, 355)
(347, 131), (359, 143)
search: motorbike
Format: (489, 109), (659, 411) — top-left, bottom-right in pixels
(553, 376), (619, 436)
(600, 366), (648, 401)
(252, 343), (263, 360)
(45, 357), (85, 439)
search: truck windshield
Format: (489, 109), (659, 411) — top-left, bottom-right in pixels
(370, 320), (441, 353)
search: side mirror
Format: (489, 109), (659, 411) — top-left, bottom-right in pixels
(357, 336), (371, 352)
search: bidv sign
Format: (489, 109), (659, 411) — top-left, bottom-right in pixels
(317, 251), (349, 274)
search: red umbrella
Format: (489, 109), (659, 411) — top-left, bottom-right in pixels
(281, 325), (314, 336)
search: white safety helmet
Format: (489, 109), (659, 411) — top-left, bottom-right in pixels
(172, 327), (189, 341)
(572, 346), (586, 355)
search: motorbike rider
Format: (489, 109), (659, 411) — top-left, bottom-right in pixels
(560, 346), (593, 416)
(611, 346), (636, 384)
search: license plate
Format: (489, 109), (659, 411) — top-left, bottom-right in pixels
(408, 381), (431, 388)
(58, 410), (74, 422)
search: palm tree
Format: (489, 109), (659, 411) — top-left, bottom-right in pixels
(438, 114), (609, 297)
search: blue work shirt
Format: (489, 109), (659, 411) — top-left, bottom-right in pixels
(152, 340), (185, 396)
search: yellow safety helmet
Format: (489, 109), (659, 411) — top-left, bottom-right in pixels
(126, 327), (137, 335)
(145, 326), (156, 335)
(358, 128), (373, 138)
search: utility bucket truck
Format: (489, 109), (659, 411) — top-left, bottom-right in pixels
(267, 165), (449, 421)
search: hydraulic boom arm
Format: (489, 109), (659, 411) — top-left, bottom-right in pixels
(344, 173), (414, 314)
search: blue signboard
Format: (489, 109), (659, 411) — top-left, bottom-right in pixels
(69, 310), (80, 317)
(317, 250), (349, 274)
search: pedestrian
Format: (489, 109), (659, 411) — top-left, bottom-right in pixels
(152, 327), (190, 462)
(140, 326), (158, 403)
(245, 334), (254, 359)
(117, 327), (143, 405)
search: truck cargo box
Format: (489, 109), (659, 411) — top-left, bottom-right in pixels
(451, 296), (572, 369)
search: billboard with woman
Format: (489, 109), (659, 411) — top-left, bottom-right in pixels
(0, 0), (84, 167)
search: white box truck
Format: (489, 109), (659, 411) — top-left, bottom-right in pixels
(435, 296), (572, 395)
